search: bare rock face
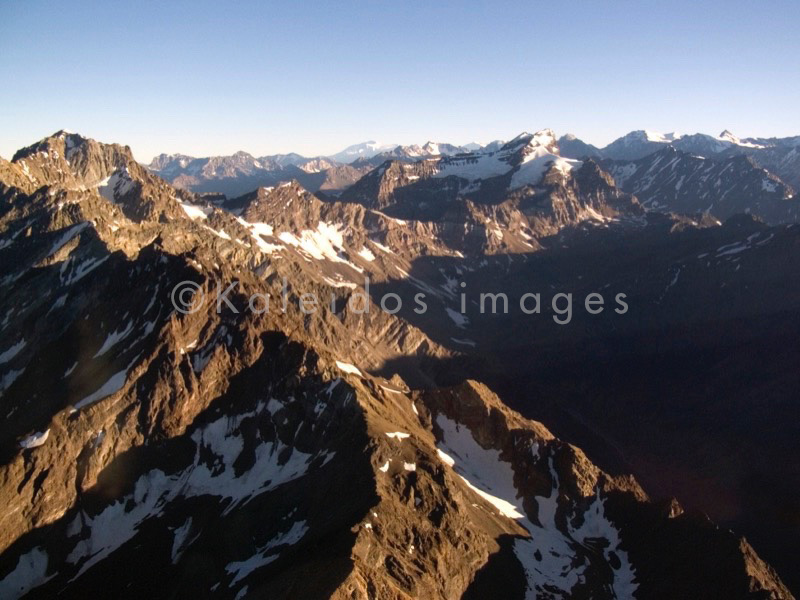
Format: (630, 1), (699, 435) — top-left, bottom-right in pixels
(8, 131), (187, 223)
(0, 131), (794, 598)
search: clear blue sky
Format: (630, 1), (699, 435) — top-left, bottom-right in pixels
(2, 0), (798, 162)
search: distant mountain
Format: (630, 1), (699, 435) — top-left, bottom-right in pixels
(341, 129), (591, 213)
(671, 133), (738, 156)
(346, 141), (477, 169)
(148, 141), (483, 196)
(327, 140), (397, 163)
(148, 152), (199, 173)
(596, 129), (796, 161)
(603, 146), (797, 223)
(730, 133), (800, 148)
(557, 134), (603, 159)
(720, 140), (800, 190)
(481, 139), (506, 153)
(146, 128), (800, 225)
(148, 151), (281, 197)
(148, 152), (368, 197)
(270, 152), (309, 168)
(420, 141), (472, 156)
(293, 157), (338, 173)
(601, 130), (682, 160)
(338, 127), (800, 228)
(559, 130), (723, 161)
(556, 131), (800, 202)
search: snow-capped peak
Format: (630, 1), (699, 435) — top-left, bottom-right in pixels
(329, 141), (397, 163)
(501, 129), (559, 159)
(422, 142), (441, 155)
(615, 130), (680, 146)
(428, 128), (576, 190)
(643, 130), (680, 143)
(531, 128), (557, 148)
(502, 129), (557, 153)
(503, 131), (534, 149)
(716, 130), (765, 149)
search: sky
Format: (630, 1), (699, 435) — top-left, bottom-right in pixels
(1, 0), (799, 162)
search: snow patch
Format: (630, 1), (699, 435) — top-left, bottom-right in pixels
(73, 358), (135, 410)
(47, 223), (89, 258)
(335, 361), (362, 376)
(357, 247), (376, 262)
(65, 401), (314, 579)
(96, 168), (136, 202)
(278, 222), (363, 272)
(446, 307), (469, 328)
(225, 520), (308, 585)
(0, 548), (54, 597)
(180, 202), (212, 220)
(0, 339), (26, 364)
(19, 429), (50, 449)
(170, 518), (197, 563)
(93, 321), (134, 357)
(435, 414), (637, 599)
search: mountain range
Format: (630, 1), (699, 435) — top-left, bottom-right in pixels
(147, 129), (798, 226)
(0, 127), (798, 598)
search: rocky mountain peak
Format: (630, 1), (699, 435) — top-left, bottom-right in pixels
(240, 180), (317, 222)
(149, 153), (196, 172)
(421, 141), (441, 154)
(420, 141), (468, 156)
(8, 131), (138, 196)
(498, 130), (560, 166)
(12, 130), (131, 167)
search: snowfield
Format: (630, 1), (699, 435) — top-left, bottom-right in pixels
(435, 414), (637, 599)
